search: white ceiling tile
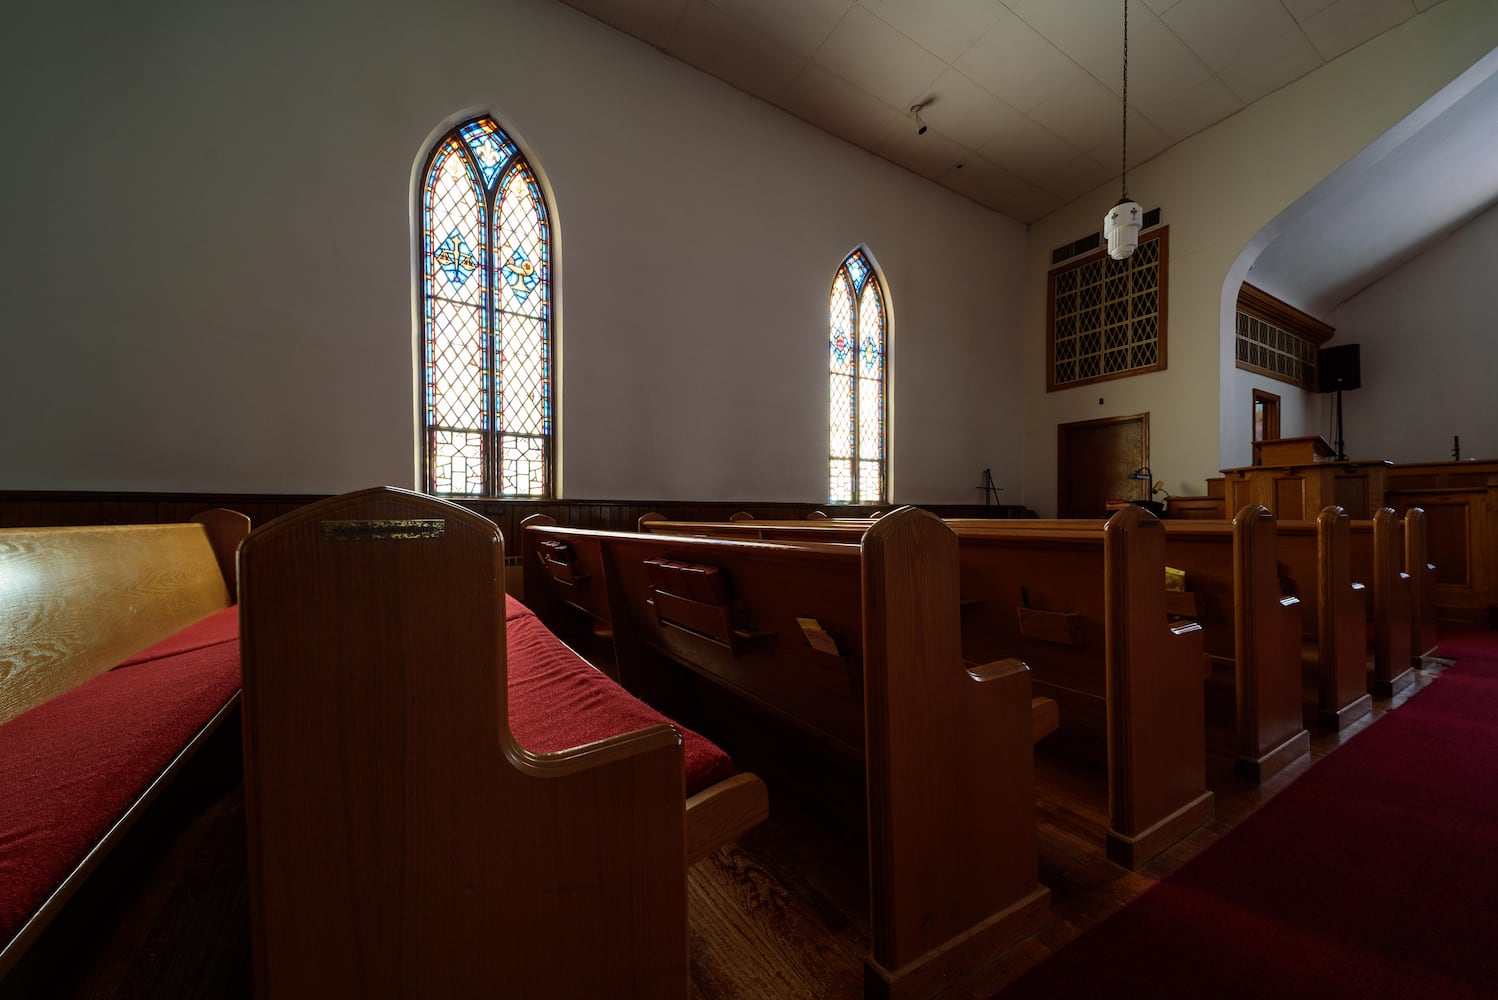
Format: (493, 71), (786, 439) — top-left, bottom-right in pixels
(1108, 17), (1215, 111)
(1084, 108), (1173, 173)
(955, 8), (1088, 112)
(1282, 0), (1341, 20)
(1143, 0), (1185, 14)
(977, 115), (1085, 179)
(1162, 0), (1302, 72)
(857, 0), (1007, 63)
(563, 0), (690, 49)
(916, 68), (1026, 150)
(1136, 73), (1244, 140)
(1006, 0), (1154, 82)
(1214, 31), (1325, 104)
(874, 119), (971, 180)
(1298, 0), (1419, 62)
(780, 62), (902, 149)
(813, 4), (948, 108)
(938, 157), (1061, 222)
(668, 1), (807, 103)
(1035, 154), (1117, 202)
(1026, 72), (1121, 150)
(702, 0), (855, 58)
(1163, 0), (1324, 104)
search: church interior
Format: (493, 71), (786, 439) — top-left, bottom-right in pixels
(3, 1), (1498, 997)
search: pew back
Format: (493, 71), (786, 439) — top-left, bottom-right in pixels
(240, 488), (694, 999)
(527, 509), (1050, 995)
(0, 512), (247, 727)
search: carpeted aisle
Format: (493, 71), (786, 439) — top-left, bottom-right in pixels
(997, 625), (1498, 999)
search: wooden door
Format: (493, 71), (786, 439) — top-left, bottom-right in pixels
(1057, 414), (1149, 518)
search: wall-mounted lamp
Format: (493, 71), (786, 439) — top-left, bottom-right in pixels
(911, 104), (928, 136)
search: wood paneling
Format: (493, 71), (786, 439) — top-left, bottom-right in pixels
(0, 493), (1028, 535)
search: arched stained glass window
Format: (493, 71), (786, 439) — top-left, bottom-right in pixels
(420, 116), (553, 497)
(829, 248), (886, 504)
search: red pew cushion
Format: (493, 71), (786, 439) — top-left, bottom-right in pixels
(504, 597), (736, 795)
(1, 597), (735, 947)
(0, 617), (240, 944)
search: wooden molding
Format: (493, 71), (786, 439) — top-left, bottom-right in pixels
(1237, 283), (1335, 345)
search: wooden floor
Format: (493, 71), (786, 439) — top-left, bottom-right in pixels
(1, 655), (1448, 1000)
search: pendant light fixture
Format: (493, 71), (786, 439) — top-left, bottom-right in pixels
(1104, 0), (1142, 260)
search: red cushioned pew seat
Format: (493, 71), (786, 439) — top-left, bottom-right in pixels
(2, 597), (738, 953)
(504, 594), (737, 794)
(0, 607), (241, 945)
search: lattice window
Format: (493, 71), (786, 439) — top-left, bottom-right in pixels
(420, 116), (553, 498)
(829, 249), (886, 504)
(1233, 284), (1332, 390)
(1048, 227), (1168, 391)
(1236, 314), (1317, 388)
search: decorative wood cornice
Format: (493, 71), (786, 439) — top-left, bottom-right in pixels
(1237, 283), (1335, 345)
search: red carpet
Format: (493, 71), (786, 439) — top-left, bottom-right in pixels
(999, 624), (1498, 999)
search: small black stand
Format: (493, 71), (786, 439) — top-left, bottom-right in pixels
(975, 468), (1003, 507)
(1333, 388), (1347, 461)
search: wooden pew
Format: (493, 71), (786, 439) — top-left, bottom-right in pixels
(1154, 509), (1309, 780)
(0, 510), (249, 979)
(1354, 508), (1420, 694)
(640, 509), (1217, 864)
(683, 511), (1296, 782)
(238, 487), (766, 1000)
(1404, 507), (1438, 663)
(526, 508), (1050, 999)
(1269, 507), (1372, 729)
(941, 509), (1215, 865)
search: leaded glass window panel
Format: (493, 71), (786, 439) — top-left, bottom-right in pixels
(420, 116), (553, 498)
(829, 249), (886, 504)
(1047, 228), (1168, 391)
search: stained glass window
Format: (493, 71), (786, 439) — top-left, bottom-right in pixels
(420, 116), (552, 497)
(829, 249), (886, 504)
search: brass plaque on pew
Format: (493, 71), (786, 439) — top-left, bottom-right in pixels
(319, 519), (446, 542)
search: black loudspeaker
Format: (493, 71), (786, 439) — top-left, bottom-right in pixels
(1317, 344), (1361, 393)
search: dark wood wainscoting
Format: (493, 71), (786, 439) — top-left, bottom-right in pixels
(0, 492), (1031, 537)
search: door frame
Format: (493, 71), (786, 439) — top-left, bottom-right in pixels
(1057, 412), (1151, 518)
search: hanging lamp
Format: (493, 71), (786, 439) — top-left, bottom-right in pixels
(1104, 0), (1142, 260)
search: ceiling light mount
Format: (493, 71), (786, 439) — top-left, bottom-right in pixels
(911, 104), (928, 136)
(1104, 0), (1142, 260)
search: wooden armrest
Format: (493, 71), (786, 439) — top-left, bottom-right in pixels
(685, 772), (770, 866)
(1031, 696), (1060, 744)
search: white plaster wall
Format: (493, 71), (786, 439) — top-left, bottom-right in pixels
(0, 0), (1027, 503)
(1019, 0), (1498, 513)
(1323, 200), (1498, 464)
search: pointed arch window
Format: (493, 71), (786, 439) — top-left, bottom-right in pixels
(829, 249), (886, 504)
(419, 116), (553, 497)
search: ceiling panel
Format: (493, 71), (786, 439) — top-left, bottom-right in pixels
(812, 5), (947, 109)
(916, 67), (1026, 151)
(1298, 0), (1418, 61)
(954, 9), (1091, 113)
(858, 0), (1007, 64)
(559, 0), (1440, 224)
(701, 0), (852, 58)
